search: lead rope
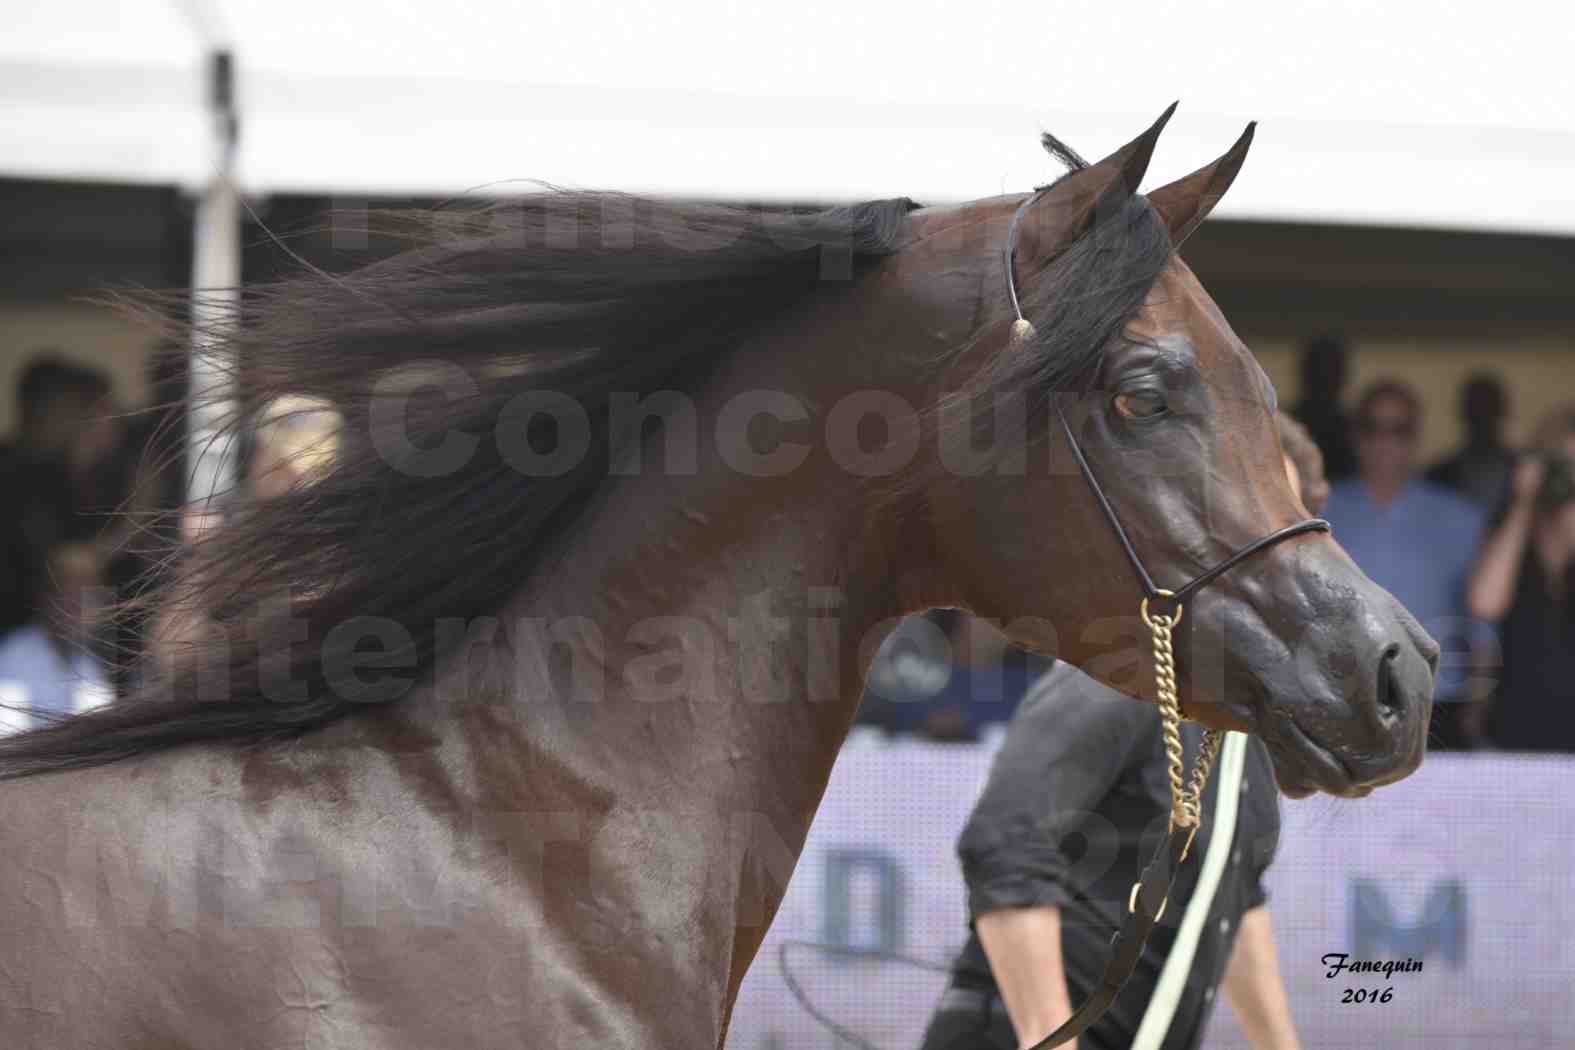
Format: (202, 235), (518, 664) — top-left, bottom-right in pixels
(1141, 590), (1221, 842)
(1018, 597), (1222, 1050)
(777, 603), (1223, 1050)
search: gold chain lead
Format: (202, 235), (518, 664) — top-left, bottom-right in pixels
(1140, 590), (1221, 837)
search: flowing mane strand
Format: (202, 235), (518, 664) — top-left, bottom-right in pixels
(0, 192), (918, 779)
(926, 142), (1174, 485)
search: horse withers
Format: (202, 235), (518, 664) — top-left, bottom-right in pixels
(0, 106), (1435, 1048)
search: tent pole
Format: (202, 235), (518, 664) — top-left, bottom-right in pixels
(186, 50), (241, 510)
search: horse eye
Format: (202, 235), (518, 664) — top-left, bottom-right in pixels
(1114, 390), (1167, 419)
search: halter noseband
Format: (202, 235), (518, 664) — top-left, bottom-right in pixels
(1003, 190), (1331, 1050)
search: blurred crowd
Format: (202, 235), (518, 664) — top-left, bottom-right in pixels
(0, 354), (162, 731)
(0, 350), (338, 734)
(861, 335), (1575, 756)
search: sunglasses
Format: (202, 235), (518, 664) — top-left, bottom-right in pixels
(1357, 418), (1417, 440)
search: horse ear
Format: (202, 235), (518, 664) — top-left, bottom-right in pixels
(1146, 122), (1256, 247)
(1017, 102), (1178, 265)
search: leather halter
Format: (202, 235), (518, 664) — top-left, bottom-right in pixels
(1003, 190), (1330, 1049)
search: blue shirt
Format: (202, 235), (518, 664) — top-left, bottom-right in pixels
(1323, 480), (1488, 700)
(0, 624), (112, 736)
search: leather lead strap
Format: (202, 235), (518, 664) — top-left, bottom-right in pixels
(1023, 826), (1191, 1049)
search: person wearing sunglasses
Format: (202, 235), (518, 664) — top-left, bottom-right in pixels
(1322, 379), (1489, 750)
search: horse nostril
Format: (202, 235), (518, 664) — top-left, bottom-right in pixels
(1421, 638), (1440, 677)
(1375, 644), (1404, 728)
(1389, 597), (1441, 675)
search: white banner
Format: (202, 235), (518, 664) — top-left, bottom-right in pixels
(728, 731), (1575, 1049)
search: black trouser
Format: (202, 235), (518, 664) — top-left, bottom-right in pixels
(917, 986), (1018, 1050)
(1428, 699), (1481, 751)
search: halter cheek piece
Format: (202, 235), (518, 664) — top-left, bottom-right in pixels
(1004, 191), (1331, 1050)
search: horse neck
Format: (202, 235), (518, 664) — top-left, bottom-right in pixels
(311, 274), (954, 1036)
(422, 296), (934, 827)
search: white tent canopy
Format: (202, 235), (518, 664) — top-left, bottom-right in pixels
(6, 0), (1575, 233)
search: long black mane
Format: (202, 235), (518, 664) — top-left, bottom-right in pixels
(0, 193), (916, 779)
(1, 136), (1177, 780)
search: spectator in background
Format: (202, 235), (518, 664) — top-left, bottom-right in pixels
(857, 610), (957, 735)
(145, 395), (342, 679)
(0, 540), (112, 736)
(1427, 373), (1517, 512)
(923, 615), (1050, 742)
(1289, 334), (1357, 482)
(100, 347), (191, 696)
(1467, 405), (1575, 753)
(0, 354), (116, 634)
(856, 609), (1050, 741)
(0, 353), (110, 469)
(5, 355), (126, 539)
(247, 394), (341, 502)
(1323, 380), (1488, 749)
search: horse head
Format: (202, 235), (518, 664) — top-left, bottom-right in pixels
(887, 105), (1436, 797)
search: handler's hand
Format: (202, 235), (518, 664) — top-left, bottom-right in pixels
(1512, 456), (1545, 505)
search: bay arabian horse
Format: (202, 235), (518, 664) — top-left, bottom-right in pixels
(0, 106), (1435, 1048)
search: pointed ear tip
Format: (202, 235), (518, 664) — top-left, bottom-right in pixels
(1130, 101), (1179, 154)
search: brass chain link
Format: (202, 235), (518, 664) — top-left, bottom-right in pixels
(1140, 590), (1222, 847)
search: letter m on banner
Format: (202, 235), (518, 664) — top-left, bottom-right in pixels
(1350, 878), (1467, 967)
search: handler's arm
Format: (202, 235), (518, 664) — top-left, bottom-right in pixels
(1220, 906), (1300, 1050)
(959, 665), (1152, 1050)
(976, 905), (1076, 1050)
